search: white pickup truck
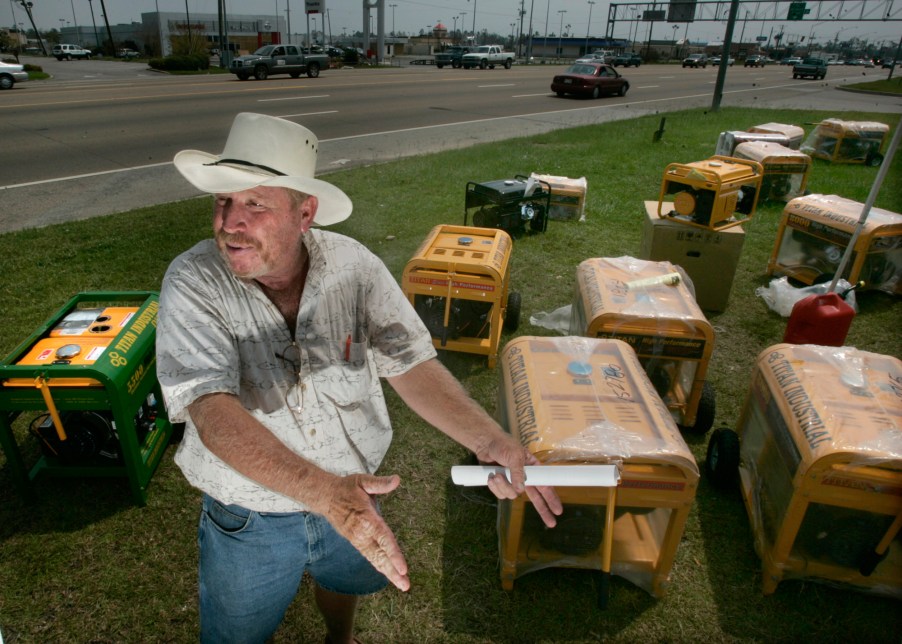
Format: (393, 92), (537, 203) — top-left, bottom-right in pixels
(461, 45), (515, 70)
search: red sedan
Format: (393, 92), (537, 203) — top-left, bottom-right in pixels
(551, 63), (630, 99)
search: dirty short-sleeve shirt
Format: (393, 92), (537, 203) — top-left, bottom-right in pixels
(156, 228), (436, 513)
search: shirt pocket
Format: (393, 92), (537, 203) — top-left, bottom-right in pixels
(308, 339), (373, 409)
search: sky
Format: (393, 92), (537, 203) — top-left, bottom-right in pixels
(10, 0), (902, 48)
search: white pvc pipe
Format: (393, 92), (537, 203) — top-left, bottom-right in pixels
(451, 464), (621, 487)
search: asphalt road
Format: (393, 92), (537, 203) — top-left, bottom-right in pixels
(1, 56), (900, 233)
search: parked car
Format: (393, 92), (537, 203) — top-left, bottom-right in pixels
(117, 48), (140, 59)
(575, 52), (609, 64)
(882, 60), (898, 69)
(782, 57), (803, 66)
(52, 44), (91, 60)
(711, 56), (734, 66)
(0, 60), (28, 89)
(682, 53), (708, 68)
(612, 52), (642, 67)
(551, 62), (629, 99)
(744, 55), (767, 67)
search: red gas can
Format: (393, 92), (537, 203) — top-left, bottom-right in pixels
(783, 292), (855, 346)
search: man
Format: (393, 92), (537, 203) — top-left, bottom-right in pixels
(157, 112), (561, 644)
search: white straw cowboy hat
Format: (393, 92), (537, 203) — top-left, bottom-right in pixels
(173, 113), (352, 226)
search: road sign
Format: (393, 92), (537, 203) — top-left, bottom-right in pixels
(787, 2), (810, 20)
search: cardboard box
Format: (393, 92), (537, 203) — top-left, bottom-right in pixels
(529, 173), (587, 221)
(640, 201), (745, 312)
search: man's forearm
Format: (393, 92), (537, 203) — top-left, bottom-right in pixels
(187, 392), (336, 513)
(386, 358), (506, 455)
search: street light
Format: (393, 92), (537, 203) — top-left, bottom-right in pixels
(584, 0), (594, 55)
(389, 3), (397, 36)
(17, 1), (47, 55)
(87, 0), (100, 49)
(557, 9), (566, 59)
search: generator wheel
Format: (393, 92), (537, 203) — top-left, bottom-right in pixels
(683, 381), (715, 435)
(504, 291), (522, 331)
(706, 428), (740, 489)
(865, 152), (884, 167)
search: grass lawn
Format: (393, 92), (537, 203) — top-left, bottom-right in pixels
(0, 106), (900, 643)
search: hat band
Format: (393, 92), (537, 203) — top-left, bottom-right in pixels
(205, 158), (286, 177)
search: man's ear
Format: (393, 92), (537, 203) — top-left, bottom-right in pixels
(300, 195), (319, 232)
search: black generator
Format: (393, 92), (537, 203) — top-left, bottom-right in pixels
(465, 176), (552, 237)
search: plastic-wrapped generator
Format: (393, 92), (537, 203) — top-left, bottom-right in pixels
(706, 344), (902, 598)
(496, 336), (699, 601)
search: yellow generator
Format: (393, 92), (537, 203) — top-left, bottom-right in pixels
(495, 336), (699, 603)
(732, 141), (811, 203)
(767, 194), (902, 295)
(658, 156), (763, 231)
(402, 224), (519, 368)
(801, 119), (890, 166)
(706, 344), (902, 599)
(747, 122), (806, 149)
(569, 256), (716, 434)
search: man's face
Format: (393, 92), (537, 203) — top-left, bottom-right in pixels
(212, 187), (316, 282)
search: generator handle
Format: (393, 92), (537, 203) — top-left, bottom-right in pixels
(34, 376), (67, 441)
(710, 155), (764, 177)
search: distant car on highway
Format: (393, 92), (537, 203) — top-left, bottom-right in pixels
(551, 62), (629, 99)
(682, 53), (708, 68)
(52, 44), (91, 60)
(575, 52), (609, 64)
(0, 60), (28, 89)
(612, 52), (642, 67)
(711, 56), (734, 66)
(744, 55), (767, 67)
(781, 57), (803, 66)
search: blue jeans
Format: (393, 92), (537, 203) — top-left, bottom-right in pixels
(198, 494), (388, 644)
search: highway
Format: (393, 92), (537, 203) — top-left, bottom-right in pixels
(1, 57), (899, 232)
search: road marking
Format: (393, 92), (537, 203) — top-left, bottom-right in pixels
(0, 80), (845, 190)
(637, 85), (659, 89)
(277, 110), (339, 117)
(479, 84), (516, 88)
(512, 92), (551, 97)
(259, 95), (330, 102)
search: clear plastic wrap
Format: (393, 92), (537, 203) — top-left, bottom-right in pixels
(756, 276), (858, 317)
(767, 194), (902, 296)
(732, 140), (811, 202)
(569, 256), (713, 432)
(736, 343), (902, 598)
(801, 119), (890, 164)
(496, 335), (699, 598)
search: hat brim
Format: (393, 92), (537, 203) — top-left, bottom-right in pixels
(173, 150), (352, 226)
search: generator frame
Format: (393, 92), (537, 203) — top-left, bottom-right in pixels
(402, 225), (517, 368)
(569, 257), (716, 434)
(732, 141), (811, 203)
(657, 155), (763, 232)
(464, 175), (552, 237)
(767, 194), (902, 295)
(706, 344), (902, 599)
(497, 336), (699, 602)
(0, 292), (174, 506)
(802, 119), (889, 166)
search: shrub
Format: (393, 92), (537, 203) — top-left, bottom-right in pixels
(148, 54), (210, 71)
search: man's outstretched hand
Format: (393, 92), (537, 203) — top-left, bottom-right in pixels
(321, 473), (410, 591)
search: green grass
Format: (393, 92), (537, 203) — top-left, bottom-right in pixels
(0, 107), (901, 643)
(844, 76), (902, 94)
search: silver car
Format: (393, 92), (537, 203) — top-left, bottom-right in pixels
(0, 60), (28, 89)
